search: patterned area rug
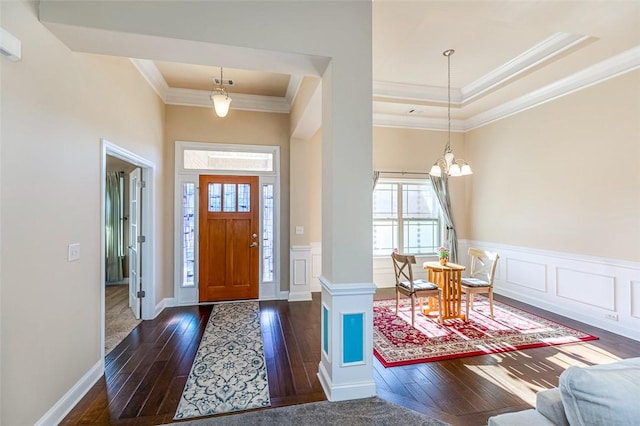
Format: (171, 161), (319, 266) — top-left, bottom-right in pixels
(174, 301), (271, 419)
(374, 296), (598, 367)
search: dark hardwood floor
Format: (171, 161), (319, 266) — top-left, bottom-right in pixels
(61, 289), (640, 425)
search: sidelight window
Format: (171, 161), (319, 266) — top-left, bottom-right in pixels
(182, 182), (196, 287)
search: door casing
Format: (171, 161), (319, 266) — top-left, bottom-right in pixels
(101, 140), (156, 358)
(174, 141), (281, 305)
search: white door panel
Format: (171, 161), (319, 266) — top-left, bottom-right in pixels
(129, 168), (142, 319)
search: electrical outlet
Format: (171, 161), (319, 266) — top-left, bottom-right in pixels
(604, 313), (618, 321)
(68, 243), (81, 261)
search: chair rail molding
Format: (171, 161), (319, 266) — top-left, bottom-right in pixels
(458, 239), (640, 341)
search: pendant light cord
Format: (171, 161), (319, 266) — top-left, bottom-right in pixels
(447, 52), (451, 150)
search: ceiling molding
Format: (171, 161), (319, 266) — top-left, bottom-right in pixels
(132, 42), (639, 130)
(129, 58), (169, 101)
(373, 113), (465, 132)
(373, 81), (462, 104)
(165, 88), (290, 113)
(373, 33), (592, 107)
(132, 59), (291, 113)
(461, 32), (592, 103)
(374, 45), (640, 131)
(464, 45), (640, 131)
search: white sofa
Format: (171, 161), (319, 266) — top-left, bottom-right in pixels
(488, 357), (640, 425)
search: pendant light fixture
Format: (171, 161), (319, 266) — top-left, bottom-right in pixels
(429, 49), (472, 177)
(210, 67), (232, 118)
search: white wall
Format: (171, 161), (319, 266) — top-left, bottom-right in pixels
(0, 2), (165, 424)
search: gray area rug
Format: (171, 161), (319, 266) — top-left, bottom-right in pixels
(174, 301), (270, 420)
(166, 396), (449, 425)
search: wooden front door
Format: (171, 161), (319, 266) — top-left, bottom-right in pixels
(199, 175), (260, 302)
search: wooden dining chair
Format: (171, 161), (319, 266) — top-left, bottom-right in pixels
(461, 248), (500, 320)
(391, 252), (443, 326)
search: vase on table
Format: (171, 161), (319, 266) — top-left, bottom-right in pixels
(439, 257), (448, 266)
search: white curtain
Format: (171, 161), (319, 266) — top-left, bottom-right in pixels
(106, 172), (124, 282)
(429, 174), (459, 263)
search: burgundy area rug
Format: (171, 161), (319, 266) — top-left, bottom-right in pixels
(373, 296), (598, 367)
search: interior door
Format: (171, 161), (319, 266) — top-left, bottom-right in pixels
(199, 175), (259, 302)
(128, 167), (142, 319)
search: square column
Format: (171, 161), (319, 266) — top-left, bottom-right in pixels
(317, 277), (376, 401)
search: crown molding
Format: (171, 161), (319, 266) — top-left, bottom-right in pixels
(373, 113), (465, 132)
(373, 33), (591, 107)
(129, 58), (169, 101)
(165, 88), (290, 113)
(461, 32), (592, 103)
(131, 59), (292, 113)
(373, 81), (462, 104)
(131, 43), (639, 129)
(374, 45), (640, 131)
(464, 45), (640, 131)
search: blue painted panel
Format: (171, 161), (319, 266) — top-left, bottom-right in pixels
(322, 306), (329, 355)
(343, 313), (364, 364)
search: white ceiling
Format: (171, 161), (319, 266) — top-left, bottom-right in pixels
(130, 1), (639, 131)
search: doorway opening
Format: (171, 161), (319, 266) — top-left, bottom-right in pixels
(101, 139), (156, 358)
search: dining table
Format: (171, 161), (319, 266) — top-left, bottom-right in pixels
(423, 261), (466, 321)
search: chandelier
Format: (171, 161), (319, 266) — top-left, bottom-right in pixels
(429, 49), (472, 177)
(210, 67), (232, 118)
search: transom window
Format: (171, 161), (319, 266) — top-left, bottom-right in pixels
(184, 150), (273, 172)
(372, 180), (442, 256)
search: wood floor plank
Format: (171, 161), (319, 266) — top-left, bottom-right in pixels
(61, 291), (640, 426)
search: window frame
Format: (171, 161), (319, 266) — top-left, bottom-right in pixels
(372, 177), (443, 258)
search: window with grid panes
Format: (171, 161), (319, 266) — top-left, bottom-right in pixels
(372, 180), (442, 256)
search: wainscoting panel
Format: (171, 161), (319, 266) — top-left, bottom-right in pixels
(314, 240), (640, 340)
(294, 259), (307, 285)
(459, 240), (640, 341)
(289, 245), (312, 301)
(556, 268), (615, 310)
(631, 280), (640, 319)
(311, 242), (322, 292)
(506, 258), (547, 292)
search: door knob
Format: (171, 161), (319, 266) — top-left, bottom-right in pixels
(249, 242), (258, 248)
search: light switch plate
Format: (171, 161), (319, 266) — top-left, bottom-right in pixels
(68, 243), (80, 261)
(295, 226), (304, 235)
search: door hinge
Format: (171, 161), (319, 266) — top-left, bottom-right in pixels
(140, 180), (146, 189)
(137, 290), (146, 298)
(137, 235), (146, 243)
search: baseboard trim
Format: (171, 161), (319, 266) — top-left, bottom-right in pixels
(317, 362), (376, 402)
(153, 297), (176, 319)
(288, 291), (312, 302)
(35, 359), (104, 426)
